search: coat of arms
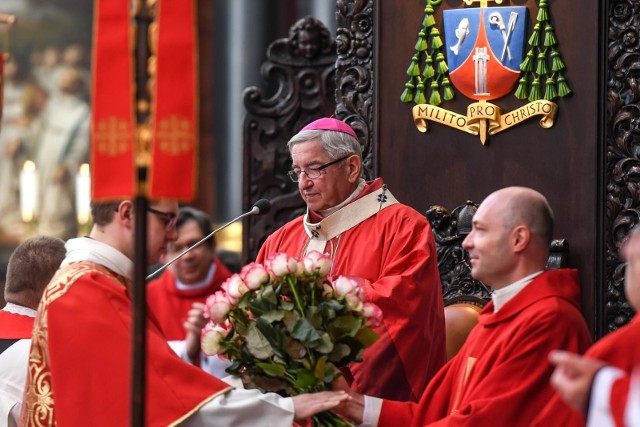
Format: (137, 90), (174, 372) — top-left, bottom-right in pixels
(402, 0), (568, 144)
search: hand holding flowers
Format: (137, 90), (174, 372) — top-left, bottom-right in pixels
(201, 251), (382, 426)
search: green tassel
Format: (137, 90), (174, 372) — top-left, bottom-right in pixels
(436, 52), (448, 74)
(415, 78), (427, 104)
(528, 78), (542, 102)
(400, 80), (415, 103)
(544, 25), (557, 47)
(515, 76), (529, 100)
(520, 51), (535, 72)
(442, 77), (454, 101)
(537, 1), (549, 22)
(429, 81), (442, 106)
(415, 30), (428, 51)
(535, 52), (549, 76)
(557, 74), (572, 97)
(550, 50), (565, 72)
(528, 24), (541, 47)
(543, 76), (557, 100)
(423, 56), (435, 78)
(423, 6), (435, 28)
(430, 28), (443, 49)
(406, 54), (420, 76)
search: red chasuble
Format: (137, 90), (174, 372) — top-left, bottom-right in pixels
(0, 310), (35, 339)
(257, 178), (446, 402)
(147, 258), (232, 340)
(21, 262), (229, 427)
(378, 269), (592, 427)
(532, 314), (640, 427)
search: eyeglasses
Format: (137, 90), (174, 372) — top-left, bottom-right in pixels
(287, 155), (351, 182)
(147, 207), (178, 232)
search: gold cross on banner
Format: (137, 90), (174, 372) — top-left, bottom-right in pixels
(463, 0), (503, 7)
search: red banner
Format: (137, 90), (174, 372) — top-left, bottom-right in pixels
(148, 0), (198, 201)
(91, 0), (136, 200)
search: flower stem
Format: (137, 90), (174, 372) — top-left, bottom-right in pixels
(287, 275), (305, 315)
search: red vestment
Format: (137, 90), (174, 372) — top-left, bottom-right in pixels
(378, 269), (592, 426)
(147, 258), (231, 340)
(257, 178), (446, 402)
(0, 310), (34, 339)
(21, 261), (230, 427)
(532, 314), (640, 427)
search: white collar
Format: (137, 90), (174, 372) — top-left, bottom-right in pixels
(491, 271), (544, 312)
(2, 302), (37, 318)
(175, 262), (217, 291)
(62, 237), (134, 280)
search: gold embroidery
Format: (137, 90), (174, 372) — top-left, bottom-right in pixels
(22, 263), (127, 426)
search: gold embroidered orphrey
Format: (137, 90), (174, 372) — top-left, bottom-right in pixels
(408, 0), (564, 145)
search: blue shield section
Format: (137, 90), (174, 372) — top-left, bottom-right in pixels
(444, 7), (527, 73)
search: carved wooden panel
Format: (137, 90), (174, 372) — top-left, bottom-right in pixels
(604, 0), (639, 332)
(335, 0), (376, 180)
(242, 17), (337, 263)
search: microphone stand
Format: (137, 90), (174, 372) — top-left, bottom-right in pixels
(146, 206), (260, 280)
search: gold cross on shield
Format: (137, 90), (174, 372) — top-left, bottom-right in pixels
(463, 0), (503, 7)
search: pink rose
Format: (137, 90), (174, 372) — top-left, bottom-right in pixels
(302, 251), (332, 277)
(205, 291), (232, 323)
(264, 253), (299, 278)
(201, 322), (230, 356)
(240, 262), (269, 290)
(221, 274), (249, 304)
(332, 276), (361, 298)
(362, 302), (383, 327)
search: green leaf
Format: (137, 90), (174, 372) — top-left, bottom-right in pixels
(284, 336), (307, 359)
(292, 317), (322, 344)
(328, 315), (363, 338)
(314, 356), (327, 381)
(261, 309), (285, 323)
(355, 328), (379, 349)
(284, 310), (301, 333)
(255, 318), (284, 358)
(311, 332), (334, 354)
(256, 362), (288, 378)
(328, 343), (351, 362)
(293, 369), (318, 391)
(246, 322), (273, 359)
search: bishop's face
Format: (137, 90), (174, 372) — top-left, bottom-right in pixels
(290, 139), (359, 212)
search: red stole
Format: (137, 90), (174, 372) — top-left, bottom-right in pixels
(21, 261), (229, 427)
(147, 258), (232, 340)
(0, 310), (35, 339)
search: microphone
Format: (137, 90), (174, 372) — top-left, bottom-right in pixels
(146, 199), (271, 280)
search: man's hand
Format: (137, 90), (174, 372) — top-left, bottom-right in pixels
(291, 391), (350, 421)
(330, 371), (365, 424)
(184, 302), (207, 361)
(549, 350), (606, 412)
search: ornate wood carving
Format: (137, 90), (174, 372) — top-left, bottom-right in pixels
(604, 0), (639, 332)
(335, 0), (376, 180)
(242, 16), (337, 263)
(425, 201), (491, 306)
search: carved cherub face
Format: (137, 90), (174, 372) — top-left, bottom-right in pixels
(295, 28), (320, 59)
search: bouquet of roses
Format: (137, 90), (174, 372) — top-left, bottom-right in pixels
(201, 251), (383, 427)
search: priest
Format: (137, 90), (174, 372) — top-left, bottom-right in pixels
(20, 198), (349, 426)
(328, 187), (593, 426)
(256, 117), (446, 402)
(147, 206), (232, 377)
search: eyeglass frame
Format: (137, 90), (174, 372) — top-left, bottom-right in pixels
(147, 206), (178, 231)
(287, 155), (352, 182)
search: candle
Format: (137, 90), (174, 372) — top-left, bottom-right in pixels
(76, 163), (91, 224)
(20, 160), (38, 222)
